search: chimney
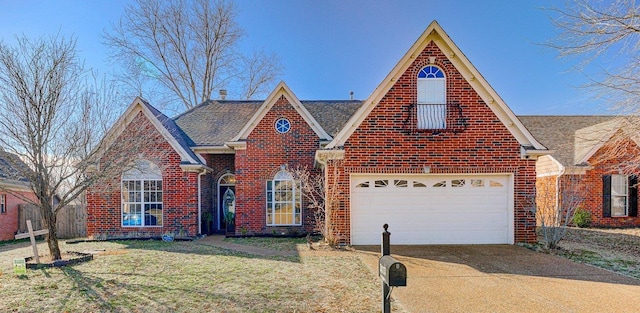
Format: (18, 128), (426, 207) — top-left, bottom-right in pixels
(219, 89), (227, 100)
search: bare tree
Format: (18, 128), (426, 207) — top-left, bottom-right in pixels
(530, 175), (589, 249)
(548, 0), (640, 112)
(104, 0), (282, 111)
(0, 35), (155, 260)
(292, 160), (343, 247)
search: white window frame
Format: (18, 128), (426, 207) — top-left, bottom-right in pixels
(417, 66), (446, 129)
(611, 174), (628, 217)
(121, 160), (163, 227)
(266, 170), (302, 226)
(0, 194), (5, 214)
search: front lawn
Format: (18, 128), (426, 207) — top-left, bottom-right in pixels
(0, 238), (383, 312)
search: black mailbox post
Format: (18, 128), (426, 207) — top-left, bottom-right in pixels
(380, 224), (406, 313)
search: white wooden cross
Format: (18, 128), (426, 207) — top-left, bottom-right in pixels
(14, 220), (48, 264)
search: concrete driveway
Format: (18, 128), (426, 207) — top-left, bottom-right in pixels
(355, 245), (640, 313)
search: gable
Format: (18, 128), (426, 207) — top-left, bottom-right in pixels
(96, 97), (204, 166)
(232, 82), (332, 143)
(327, 20), (546, 156)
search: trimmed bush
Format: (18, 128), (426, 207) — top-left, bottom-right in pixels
(572, 207), (592, 228)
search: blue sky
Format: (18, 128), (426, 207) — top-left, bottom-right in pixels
(0, 0), (615, 115)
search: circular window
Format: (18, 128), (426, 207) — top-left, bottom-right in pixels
(275, 118), (291, 134)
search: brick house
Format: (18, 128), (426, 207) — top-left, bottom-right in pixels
(0, 149), (37, 241)
(87, 21), (546, 244)
(520, 116), (640, 227)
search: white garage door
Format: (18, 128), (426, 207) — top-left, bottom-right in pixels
(350, 174), (513, 245)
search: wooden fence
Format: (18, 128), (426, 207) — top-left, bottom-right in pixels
(18, 204), (87, 239)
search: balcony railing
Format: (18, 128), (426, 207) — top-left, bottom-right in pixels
(403, 101), (468, 134)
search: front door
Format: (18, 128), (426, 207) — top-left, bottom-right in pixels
(219, 187), (236, 232)
(218, 173), (236, 232)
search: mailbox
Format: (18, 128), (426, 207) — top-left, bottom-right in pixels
(379, 255), (407, 287)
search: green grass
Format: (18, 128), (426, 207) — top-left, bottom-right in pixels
(0, 238), (382, 312)
(558, 248), (640, 279)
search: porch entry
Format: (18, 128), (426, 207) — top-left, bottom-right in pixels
(218, 173), (236, 231)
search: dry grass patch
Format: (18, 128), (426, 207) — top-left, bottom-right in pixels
(0, 238), (385, 312)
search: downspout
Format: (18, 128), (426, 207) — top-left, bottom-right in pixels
(198, 171), (205, 235)
(555, 167), (566, 227)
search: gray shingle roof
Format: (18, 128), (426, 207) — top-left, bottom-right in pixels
(0, 148), (31, 186)
(173, 100), (363, 146)
(139, 98), (203, 164)
(518, 115), (619, 166)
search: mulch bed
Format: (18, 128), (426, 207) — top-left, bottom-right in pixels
(24, 251), (93, 269)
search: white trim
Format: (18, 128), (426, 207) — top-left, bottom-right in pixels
(232, 81), (332, 142)
(225, 141), (247, 150)
(326, 21), (546, 151)
(192, 146), (235, 154)
(266, 171), (302, 226)
(314, 149), (345, 167)
(95, 97), (201, 166)
(0, 181), (32, 192)
(574, 118), (640, 165)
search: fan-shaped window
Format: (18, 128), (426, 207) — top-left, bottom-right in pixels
(417, 65), (446, 129)
(356, 181), (370, 188)
(266, 169), (301, 226)
(122, 160), (162, 227)
(433, 181), (447, 187)
(413, 181), (427, 188)
(375, 180), (389, 188)
(394, 180), (408, 187)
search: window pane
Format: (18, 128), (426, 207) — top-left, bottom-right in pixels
(612, 196), (627, 216)
(374, 180), (388, 188)
(433, 181), (446, 187)
(452, 179), (465, 187)
(471, 179), (484, 187)
(394, 180), (408, 187)
(612, 175), (628, 195)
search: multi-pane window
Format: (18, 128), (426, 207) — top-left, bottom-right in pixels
(122, 160), (163, 227)
(0, 194), (5, 214)
(417, 65), (446, 129)
(266, 170), (301, 226)
(603, 174), (638, 218)
(611, 174), (628, 216)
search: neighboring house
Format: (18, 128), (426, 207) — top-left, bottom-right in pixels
(520, 116), (640, 227)
(87, 21), (546, 245)
(0, 149), (37, 241)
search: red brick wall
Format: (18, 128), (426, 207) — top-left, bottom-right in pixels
(580, 140), (640, 227)
(0, 189), (37, 241)
(204, 154), (235, 232)
(329, 41), (538, 244)
(86, 112), (200, 238)
(234, 95), (320, 235)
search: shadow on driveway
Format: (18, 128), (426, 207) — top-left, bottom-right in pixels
(354, 244), (640, 313)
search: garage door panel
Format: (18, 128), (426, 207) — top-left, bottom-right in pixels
(351, 174), (512, 245)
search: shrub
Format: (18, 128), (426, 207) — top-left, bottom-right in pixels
(572, 207), (592, 228)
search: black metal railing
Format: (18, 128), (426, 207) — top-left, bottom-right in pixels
(403, 101), (468, 134)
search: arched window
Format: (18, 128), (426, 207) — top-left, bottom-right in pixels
(266, 169), (302, 226)
(121, 160), (163, 227)
(417, 65), (446, 129)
